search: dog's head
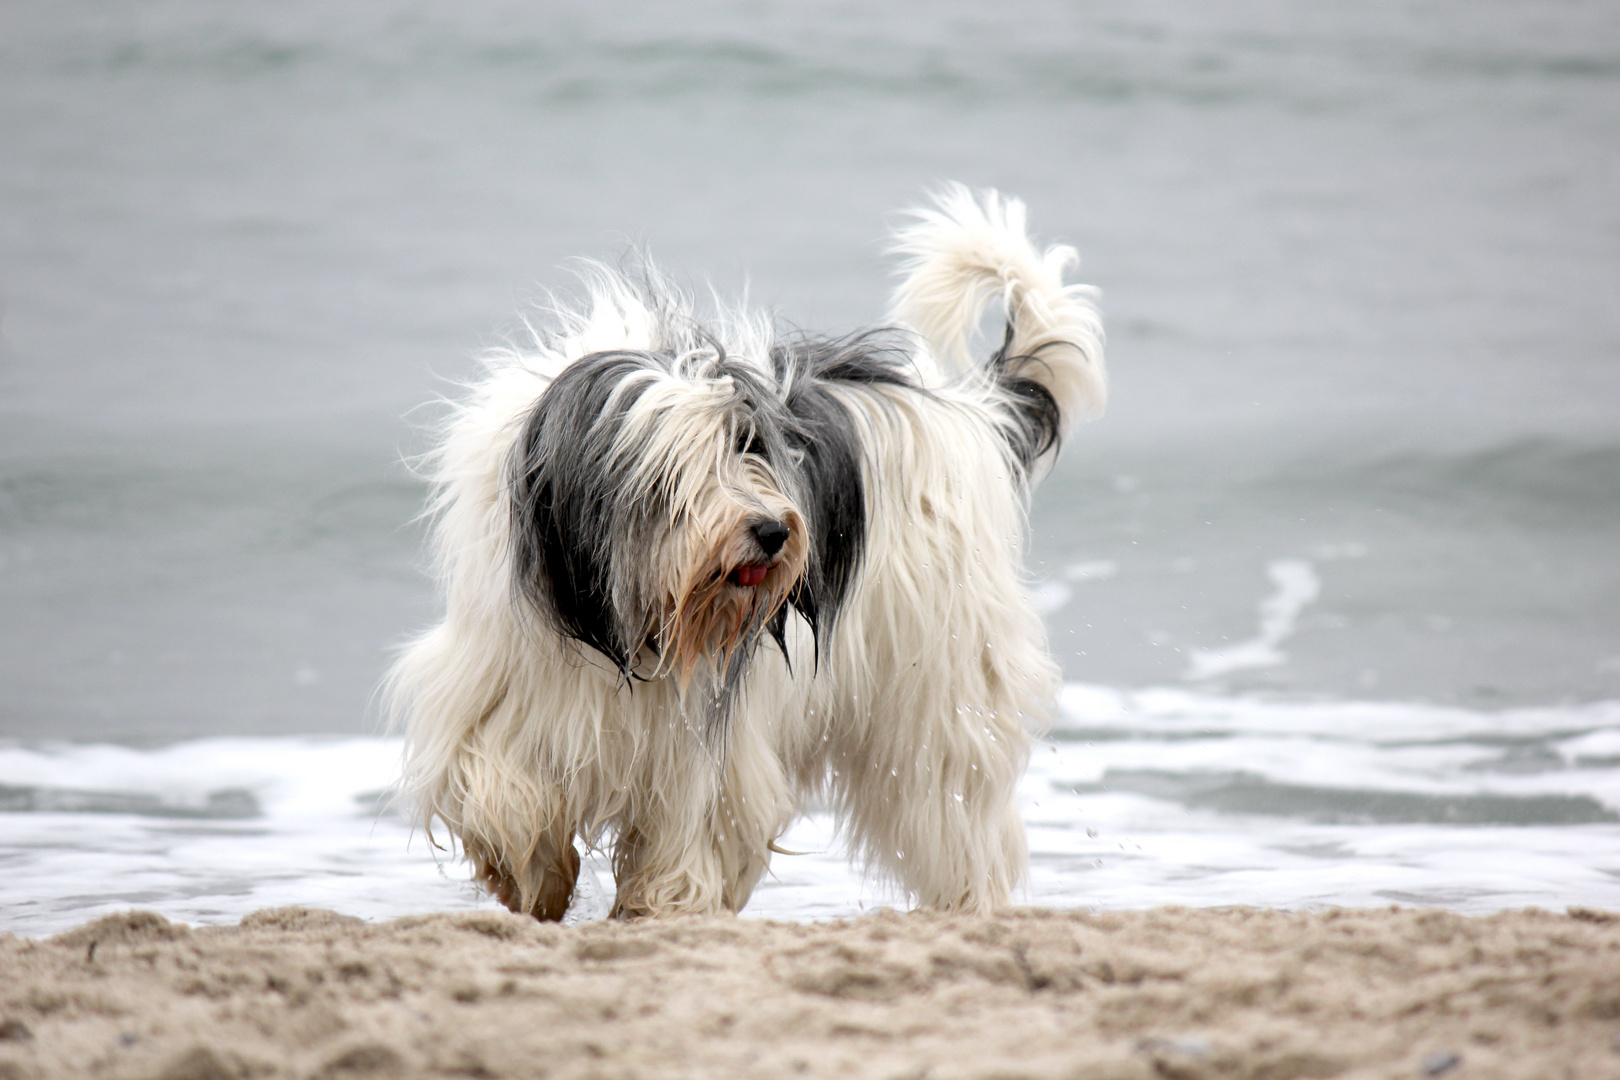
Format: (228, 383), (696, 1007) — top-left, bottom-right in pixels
(507, 345), (819, 694)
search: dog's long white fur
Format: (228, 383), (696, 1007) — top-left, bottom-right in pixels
(890, 183), (1106, 429)
(389, 186), (1104, 916)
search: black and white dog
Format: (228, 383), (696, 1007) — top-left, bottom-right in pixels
(389, 186), (1105, 919)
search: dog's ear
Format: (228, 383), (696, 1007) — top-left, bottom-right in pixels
(775, 337), (897, 656)
(513, 466), (629, 671)
(766, 602), (795, 674)
(507, 350), (664, 673)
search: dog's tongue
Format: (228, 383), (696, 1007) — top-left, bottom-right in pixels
(733, 564), (769, 588)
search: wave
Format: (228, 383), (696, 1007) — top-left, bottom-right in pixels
(0, 737), (403, 821)
(3, 680), (1618, 932)
(1252, 438), (1620, 527)
(1054, 682), (1620, 743)
(1069, 769), (1617, 826)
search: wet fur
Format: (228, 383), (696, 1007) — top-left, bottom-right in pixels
(388, 185), (1105, 918)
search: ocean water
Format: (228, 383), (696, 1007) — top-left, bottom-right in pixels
(4, 685), (1618, 936)
(2, 0), (1618, 932)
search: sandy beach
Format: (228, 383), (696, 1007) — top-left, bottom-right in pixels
(2, 905), (1617, 1080)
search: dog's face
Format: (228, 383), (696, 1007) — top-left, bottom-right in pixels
(507, 347), (812, 692)
(642, 401), (809, 686)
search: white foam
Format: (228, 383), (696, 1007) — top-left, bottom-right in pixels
(3, 684), (1618, 936)
(1064, 559), (1119, 582)
(1056, 682), (1620, 743)
(1186, 558), (1321, 680)
(1028, 559), (1119, 615)
(0, 738), (499, 937)
(1028, 580), (1072, 615)
(1556, 729), (1620, 761)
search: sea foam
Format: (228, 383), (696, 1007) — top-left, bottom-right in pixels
(3, 685), (1618, 935)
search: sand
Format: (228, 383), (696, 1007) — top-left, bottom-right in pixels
(1, 906), (1618, 1080)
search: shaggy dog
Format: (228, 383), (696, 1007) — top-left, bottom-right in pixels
(389, 186), (1105, 919)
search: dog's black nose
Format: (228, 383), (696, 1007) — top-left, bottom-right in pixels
(752, 519), (790, 557)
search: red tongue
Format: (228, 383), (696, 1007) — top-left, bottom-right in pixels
(733, 564), (769, 587)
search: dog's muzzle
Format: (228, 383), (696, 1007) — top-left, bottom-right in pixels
(729, 519), (791, 587)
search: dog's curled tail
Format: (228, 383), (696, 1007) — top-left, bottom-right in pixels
(889, 184), (1106, 443)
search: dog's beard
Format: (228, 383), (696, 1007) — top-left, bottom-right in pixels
(656, 506), (808, 689)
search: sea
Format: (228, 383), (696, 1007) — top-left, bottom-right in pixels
(2, 0), (1617, 935)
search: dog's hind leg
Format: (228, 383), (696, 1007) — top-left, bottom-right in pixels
(826, 690), (1031, 913)
(815, 410), (1059, 911)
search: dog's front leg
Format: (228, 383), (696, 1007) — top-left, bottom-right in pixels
(608, 799), (780, 917)
(464, 830), (580, 922)
(609, 823), (726, 918)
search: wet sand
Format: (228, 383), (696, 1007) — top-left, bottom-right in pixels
(2, 905), (1617, 1079)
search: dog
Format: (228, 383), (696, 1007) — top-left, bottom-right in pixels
(388, 185), (1105, 919)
